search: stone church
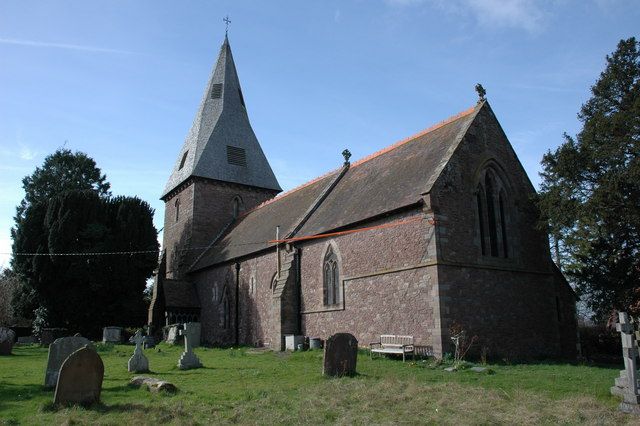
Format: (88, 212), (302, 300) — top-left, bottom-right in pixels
(148, 36), (578, 359)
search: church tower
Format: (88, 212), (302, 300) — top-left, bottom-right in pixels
(161, 36), (281, 278)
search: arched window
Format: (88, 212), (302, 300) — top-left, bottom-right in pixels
(476, 165), (511, 259)
(323, 246), (340, 306)
(499, 190), (508, 257)
(219, 286), (230, 329)
(249, 276), (256, 296)
(174, 198), (180, 222)
(232, 195), (244, 219)
(485, 173), (499, 257)
(476, 184), (487, 256)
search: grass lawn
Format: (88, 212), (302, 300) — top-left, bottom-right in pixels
(0, 343), (630, 425)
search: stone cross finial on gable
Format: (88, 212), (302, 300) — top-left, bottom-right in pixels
(342, 149), (352, 166)
(475, 83), (486, 103)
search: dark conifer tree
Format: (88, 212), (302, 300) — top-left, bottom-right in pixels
(538, 38), (640, 321)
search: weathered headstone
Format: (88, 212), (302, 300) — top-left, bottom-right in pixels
(166, 324), (181, 345)
(612, 312), (640, 414)
(40, 328), (68, 346)
(0, 327), (16, 355)
(130, 376), (177, 393)
(143, 335), (156, 349)
(102, 326), (123, 343)
(54, 345), (104, 406)
(128, 330), (149, 373)
(323, 333), (358, 377)
(186, 322), (201, 348)
(177, 322), (202, 370)
(44, 335), (92, 389)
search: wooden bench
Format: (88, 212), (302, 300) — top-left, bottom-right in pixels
(369, 335), (414, 362)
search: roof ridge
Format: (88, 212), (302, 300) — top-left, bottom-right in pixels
(350, 104), (478, 168)
(238, 103), (478, 218)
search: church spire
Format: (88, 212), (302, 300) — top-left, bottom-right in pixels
(162, 36), (281, 199)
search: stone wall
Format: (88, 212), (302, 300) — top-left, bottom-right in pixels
(297, 209), (442, 352)
(163, 179), (277, 278)
(429, 104), (578, 359)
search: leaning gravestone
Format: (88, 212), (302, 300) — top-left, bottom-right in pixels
(44, 335), (92, 389)
(54, 345), (104, 406)
(128, 330), (149, 373)
(102, 326), (123, 343)
(323, 333), (358, 377)
(177, 322), (202, 370)
(0, 327), (16, 355)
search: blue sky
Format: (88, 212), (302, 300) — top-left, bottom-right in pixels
(0, 0), (638, 268)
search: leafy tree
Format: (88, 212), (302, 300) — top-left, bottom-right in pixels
(0, 268), (21, 326)
(14, 148), (111, 222)
(538, 38), (640, 322)
(11, 150), (158, 336)
(11, 149), (112, 319)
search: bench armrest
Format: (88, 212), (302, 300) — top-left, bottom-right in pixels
(401, 344), (414, 351)
(370, 342), (382, 349)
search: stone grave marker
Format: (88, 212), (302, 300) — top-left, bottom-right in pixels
(102, 326), (123, 343)
(54, 345), (104, 406)
(0, 327), (16, 355)
(612, 312), (640, 414)
(178, 322), (202, 370)
(44, 335), (92, 389)
(128, 330), (149, 373)
(40, 328), (68, 346)
(323, 332), (358, 377)
(143, 335), (156, 349)
(186, 322), (201, 348)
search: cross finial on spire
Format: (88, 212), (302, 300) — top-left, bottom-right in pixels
(223, 15), (231, 36)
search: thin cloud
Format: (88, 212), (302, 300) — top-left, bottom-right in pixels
(0, 37), (136, 55)
(384, 0), (551, 33)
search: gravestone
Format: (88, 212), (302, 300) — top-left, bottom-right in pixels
(128, 330), (149, 373)
(166, 325), (181, 345)
(177, 322), (202, 370)
(54, 345), (104, 406)
(612, 312), (640, 414)
(40, 328), (68, 346)
(102, 326), (123, 343)
(186, 322), (201, 348)
(143, 335), (156, 349)
(323, 333), (358, 377)
(0, 327), (16, 355)
(44, 335), (92, 389)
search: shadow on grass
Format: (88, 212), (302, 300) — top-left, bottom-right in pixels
(41, 401), (176, 417)
(0, 382), (46, 411)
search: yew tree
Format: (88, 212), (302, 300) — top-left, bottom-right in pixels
(538, 38), (640, 322)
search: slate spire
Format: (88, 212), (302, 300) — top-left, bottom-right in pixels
(162, 36), (281, 199)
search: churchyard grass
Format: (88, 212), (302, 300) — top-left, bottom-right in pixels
(0, 343), (630, 425)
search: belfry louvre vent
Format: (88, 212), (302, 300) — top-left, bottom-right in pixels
(211, 83), (223, 99)
(226, 146), (247, 167)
